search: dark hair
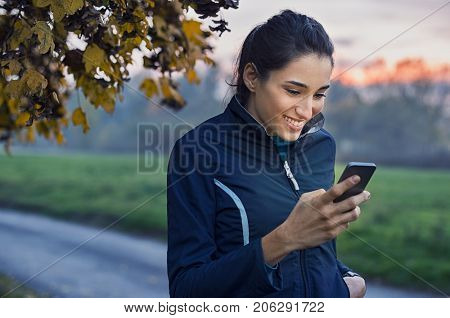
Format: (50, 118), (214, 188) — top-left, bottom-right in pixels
(229, 9), (335, 105)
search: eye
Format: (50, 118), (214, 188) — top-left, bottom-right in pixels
(314, 93), (327, 99)
(286, 89), (300, 95)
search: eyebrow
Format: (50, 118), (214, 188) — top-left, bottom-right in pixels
(285, 80), (330, 90)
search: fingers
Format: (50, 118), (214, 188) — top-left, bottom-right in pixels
(333, 190), (370, 214)
(322, 206), (360, 239)
(319, 175), (361, 204)
(335, 206), (361, 227)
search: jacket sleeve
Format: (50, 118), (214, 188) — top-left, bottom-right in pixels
(332, 239), (360, 276)
(167, 138), (283, 298)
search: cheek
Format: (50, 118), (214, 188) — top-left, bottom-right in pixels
(313, 102), (325, 115)
(257, 87), (289, 119)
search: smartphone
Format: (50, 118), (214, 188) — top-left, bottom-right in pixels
(333, 162), (376, 203)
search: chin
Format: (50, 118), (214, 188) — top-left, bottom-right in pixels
(279, 131), (300, 141)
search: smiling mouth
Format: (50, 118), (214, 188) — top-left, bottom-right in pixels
(282, 114), (305, 129)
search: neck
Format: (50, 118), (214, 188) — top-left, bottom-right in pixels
(245, 96), (258, 120)
(244, 95), (271, 134)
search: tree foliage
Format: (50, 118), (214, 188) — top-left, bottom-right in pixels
(0, 0), (239, 152)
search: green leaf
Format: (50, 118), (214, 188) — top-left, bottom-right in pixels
(5, 70), (47, 98)
(1, 60), (22, 75)
(5, 80), (25, 99)
(33, 0), (51, 7)
(9, 20), (32, 49)
(49, 0), (66, 22)
(32, 21), (55, 54)
(65, 0), (84, 15)
(22, 69), (48, 95)
(83, 44), (106, 72)
(33, 0), (84, 22)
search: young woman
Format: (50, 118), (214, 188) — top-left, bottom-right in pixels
(167, 9), (370, 298)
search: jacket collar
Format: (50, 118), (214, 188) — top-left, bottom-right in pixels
(227, 94), (325, 147)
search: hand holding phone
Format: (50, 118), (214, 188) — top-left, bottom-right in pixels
(333, 162), (376, 204)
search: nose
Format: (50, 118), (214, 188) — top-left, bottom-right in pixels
(294, 105), (312, 120)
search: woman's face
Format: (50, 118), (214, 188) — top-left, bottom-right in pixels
(244, 53), (333, 141)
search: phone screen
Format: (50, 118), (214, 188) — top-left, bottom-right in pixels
(333, 162), (376, 203)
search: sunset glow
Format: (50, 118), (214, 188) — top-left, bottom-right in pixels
(332, 58), (450, 86)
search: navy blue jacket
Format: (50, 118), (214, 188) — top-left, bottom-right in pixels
(167, 94), (356, 297)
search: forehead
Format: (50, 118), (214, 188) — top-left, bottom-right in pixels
(268, 54), (332, 88)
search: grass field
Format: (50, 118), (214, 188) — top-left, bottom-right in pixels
(0, 153), (168, 239)
(0, 152), (449, 295)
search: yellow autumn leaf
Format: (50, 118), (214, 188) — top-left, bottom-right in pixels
(121, 22), (134, 34)
(182, 20), (204, 45)
(159, 77), (185, 106)
(159, 77), (172, 99)
(60, 117), (69, 127)
(55, 130), (64, 144)
(99, 87), (116, 113)
(26, 126), (35, 143)
(142, 37), (152, 49)
(203, 55), (216, 66)
(133, 36), (142, 46)
(2, 67), (11, 77)
(72, 107), (85, 125)
(72, 106), (89, 133)
(133, 7), (146, 19)
(139, 78), (159, 98)
(36, 121), (50, 138)
(186, 68), (200, 84)
(100, 99), (115, 113)
(145, 0), (155, 8)
(3, 60), (22, 75)
(7, 98), (19, 113)
(16, 112), (31, 126)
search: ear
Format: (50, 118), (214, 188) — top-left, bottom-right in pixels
(242, 62), (259, 92)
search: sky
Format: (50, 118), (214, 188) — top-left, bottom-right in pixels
(182, 0), (449, 85)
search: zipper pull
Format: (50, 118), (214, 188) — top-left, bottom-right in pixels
(283, 160), (300, 191)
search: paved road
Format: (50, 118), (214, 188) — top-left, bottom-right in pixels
(0, 208), (168, 297)
(0, 208), (440, 298)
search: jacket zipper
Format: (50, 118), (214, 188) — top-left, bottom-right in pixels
(236, 95), (322, 297)
(283, 160), (300, 193)
(272, 129), (318, 298)
(283, 157), (309, 297)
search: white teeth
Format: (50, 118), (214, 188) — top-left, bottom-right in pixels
(283, 115), (303, 127)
